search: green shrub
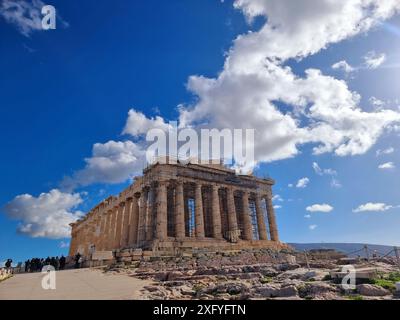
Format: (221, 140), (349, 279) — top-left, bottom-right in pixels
(387, 272), (400, 283)
(260, 276), (273, 284)
(371, 278), (396, 292)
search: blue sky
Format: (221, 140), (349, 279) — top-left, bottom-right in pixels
(1, 0), (400, 264)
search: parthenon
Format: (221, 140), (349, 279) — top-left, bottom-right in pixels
(69, 160), (285, 257)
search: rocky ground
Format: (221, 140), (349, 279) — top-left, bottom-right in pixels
(105, 249), (400, 300)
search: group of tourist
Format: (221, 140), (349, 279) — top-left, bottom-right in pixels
(24, 256), (67, 272)
(3, 253), (84, 273)
(4, 259), (13, 269)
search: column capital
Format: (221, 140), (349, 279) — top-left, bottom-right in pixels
(158, 180), (168, 187)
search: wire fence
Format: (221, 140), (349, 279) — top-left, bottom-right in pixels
(302, 245), (400, 270)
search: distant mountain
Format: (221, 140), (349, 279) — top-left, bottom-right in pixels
(289, 243), (397, 258)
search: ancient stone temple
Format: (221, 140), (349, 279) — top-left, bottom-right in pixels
(69, 160), (285, 257)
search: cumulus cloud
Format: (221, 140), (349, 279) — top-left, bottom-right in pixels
(304, 214), (311, 219)
(378, 162), (395, 169)
(0, 0), (68, 37)
(363, 51), (386, 69)
(309, 224), (318, 230)
(332, 60), (355, 73)
(353, 202), (394, 213)
(178, 0), (400, 167)
(122, 109), (171, 137)
(3, 189), (84, 239)
(306, 204), (334, 213)
(61, 140), (146, 190)
(296, 177), (310, 188)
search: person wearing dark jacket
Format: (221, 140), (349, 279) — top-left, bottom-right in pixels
(59, 255), (66, 270)
(74, 253), (81, 269)
(5, 259), (12, 270)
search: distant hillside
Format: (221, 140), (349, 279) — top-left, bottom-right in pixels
(289, 243), (397, 258)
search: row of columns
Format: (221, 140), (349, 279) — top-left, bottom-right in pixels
(70, 180), (279, 255)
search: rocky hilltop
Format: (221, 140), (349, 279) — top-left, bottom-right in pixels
(104, 248), (400, 300)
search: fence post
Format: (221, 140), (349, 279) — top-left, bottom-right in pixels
(304, 250), (310, 270)
(364, 245), (369, 262)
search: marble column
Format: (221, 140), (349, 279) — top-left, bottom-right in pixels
(128, 196), (139, 246)
(175, 182), (185, 239)
(94, 216), (101, 249)
(265, 194), (279, 241)
(137, 190), (148, 244)
(211, 184), (222, 239)
(100, 213), (108, 251)
(195, 183), (205, 238)
(242, 190), (253, 241)
(156, 182), (168, 240)
(121, 199), (132, 247)
(146, 188), (154, 241)
(226, 187), (238, 232)
(114, 203), (125, 249)
(105, 210), (113, 250)
(255, 194), (268, 240)
(108, 208), (118, 249)
(97, 214), (105, 250)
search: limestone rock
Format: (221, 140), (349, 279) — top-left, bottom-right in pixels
(278, 285), (298, 297)
(255, 284), (281, 298)
(357, 284), (391, 297)
(298, 282), (337, 298)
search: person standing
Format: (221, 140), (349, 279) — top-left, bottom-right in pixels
(74, 253), (81, 269)
(5, 259), (12, 270)
(59, 255), (66, 270)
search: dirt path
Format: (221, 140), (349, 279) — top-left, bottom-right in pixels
(0, 268), (150, 300)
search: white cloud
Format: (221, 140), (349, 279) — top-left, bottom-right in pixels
(0, 0), (43, 36)
(122, 109), (171, 137)
(61, 140), (146, 190)
(59, 241), (69, 248)
(378, 162), (395, 169)
(0, 0), (68, 37)
(353, 202), (393, 213)
(376, 147), (395, 156)
(332, 60), (355, 73)
(312, 162), (341, 188)
(304, 214), (311, 219)
(370, 97), (386, 109)
(296, 177), (310, 188)
(330, 178), (342, 188)
(3, 189), (84, 239)
(309, 224), (318, 230)
(312, 162), (337, 176)
(306, 204), (334, 213)
(178, 0), (400, 168)
(363, 51), (386, 69)
(272, 194), (284, 202)
(273, 205), (282, 209)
